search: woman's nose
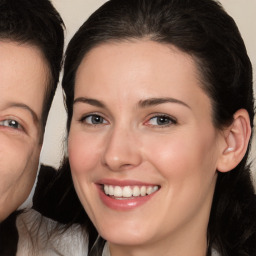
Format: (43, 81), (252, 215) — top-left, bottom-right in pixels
(102, 126), (142, 172)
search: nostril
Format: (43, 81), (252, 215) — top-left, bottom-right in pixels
(121, 163), (134, 170)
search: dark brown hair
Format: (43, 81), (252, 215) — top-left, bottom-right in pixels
(39, 0), (255, 255)
(0, 0), (65, 134)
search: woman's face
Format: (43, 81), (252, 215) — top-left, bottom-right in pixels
(68, 41), (225, 253)
(0, 42), (47, 221)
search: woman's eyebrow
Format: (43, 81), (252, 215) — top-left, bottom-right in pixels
(73, 97), (106, 108)
(138, 97), (191, 109)
(73, 97), (190, 109)
(6, 102), (39, 123)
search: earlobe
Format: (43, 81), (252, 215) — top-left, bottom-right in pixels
(217, 109), (251, 173)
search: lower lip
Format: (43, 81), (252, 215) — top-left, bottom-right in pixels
(97, 186), (158, 211)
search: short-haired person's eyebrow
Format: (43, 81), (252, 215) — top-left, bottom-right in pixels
(7, 103), (39, 123)
(73, 97), (106, 108)
(138, 97), (191, 109)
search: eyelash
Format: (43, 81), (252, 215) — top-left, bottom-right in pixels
(0, 119), (24, 131)
(80, 114), (108, 126)
(145, 114), (177, 128)
(79, 113), (177, 128)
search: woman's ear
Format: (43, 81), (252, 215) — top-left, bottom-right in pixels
(217, 109), (251, 173)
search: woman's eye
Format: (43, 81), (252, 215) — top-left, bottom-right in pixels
(82, 115), (108, 125)
(147, 115), (176, 127)
(0, 119), (23, 130)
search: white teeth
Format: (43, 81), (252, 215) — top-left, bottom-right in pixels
(114, 186), (122, 197)
(133, 186), (140, 197)
(141, 186), (146, 196)
(146, 186), (153, 195)
(123, 186), (133, 197)
(104, 185), (109, 195)
(103, 184), (159, 198)
(109, 185), (114, 196)
(152, 186), (158, 193)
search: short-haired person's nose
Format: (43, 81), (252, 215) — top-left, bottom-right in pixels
(102, 126), (142, 172)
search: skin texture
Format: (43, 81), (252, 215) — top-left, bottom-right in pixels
(0, 41), (48, 221)
(68, 41), (229, 256)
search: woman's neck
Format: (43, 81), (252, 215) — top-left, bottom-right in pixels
(107, 232), (208, 256)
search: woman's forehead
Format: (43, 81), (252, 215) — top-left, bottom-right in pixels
(73, 40), (213, 122)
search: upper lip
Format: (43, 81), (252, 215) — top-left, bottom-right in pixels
(97, 178), (159, 187)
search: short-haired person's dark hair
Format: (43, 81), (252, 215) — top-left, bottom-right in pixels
(0, 0), (65, 133)
(37, 0), (255, 255)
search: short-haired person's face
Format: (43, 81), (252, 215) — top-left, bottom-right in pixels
(0, 41), (48, 221)
(68, 41), (227, 254)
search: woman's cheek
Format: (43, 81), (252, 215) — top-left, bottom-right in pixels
(141, 132), (190, 175)
(68, 132), (102, 175)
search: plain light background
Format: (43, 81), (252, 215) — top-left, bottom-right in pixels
(40, 0), (256, 185)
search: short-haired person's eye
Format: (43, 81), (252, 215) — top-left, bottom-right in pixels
(145, 115), (177, 127)
(81, 114), (108, 126)
(0, 119), (23, 130)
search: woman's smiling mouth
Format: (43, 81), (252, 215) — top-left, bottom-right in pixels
(103, 185), (159, 199)
(96, 182), (161, 210)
